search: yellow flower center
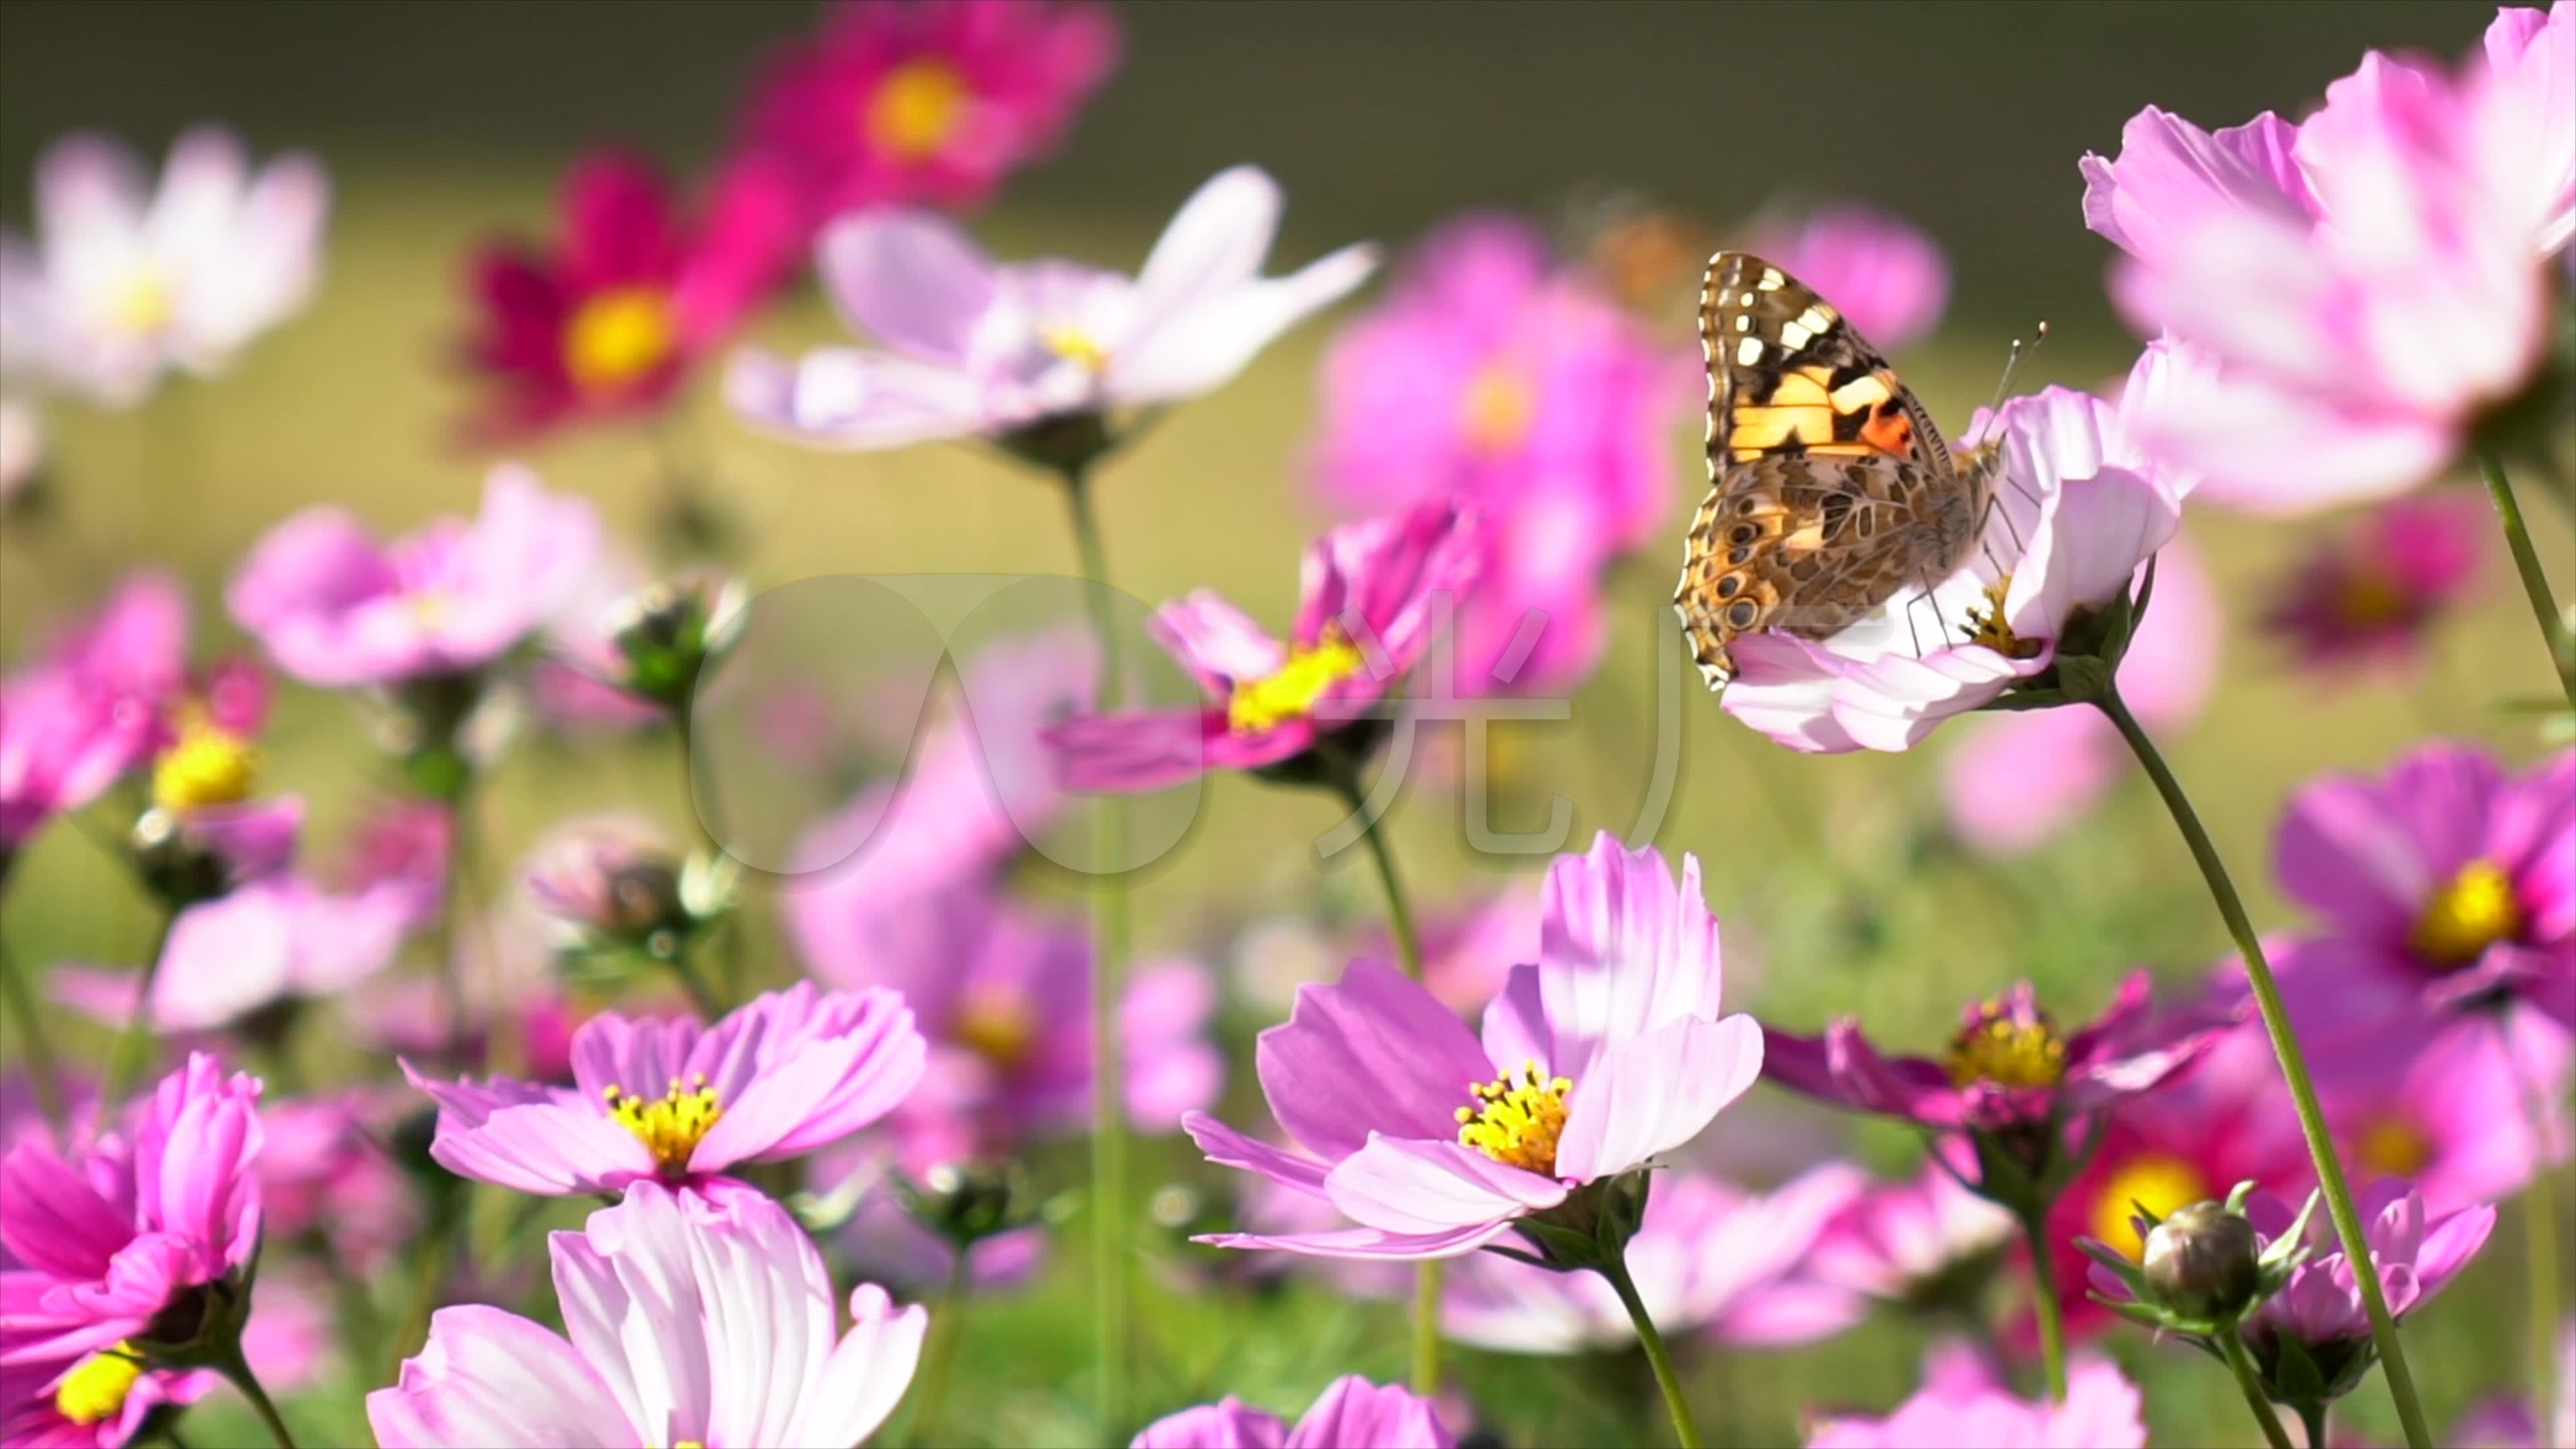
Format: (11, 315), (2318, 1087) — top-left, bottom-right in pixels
(1963, 576), (2042, 659)
(866, 58), (971, 162)
(955, 987), (1036, 1071)
(2089, 1152), (2210, 1261)
(1943, 1000), (2068, 1090)
(2332, 567), (2410, 629)
(1455, 1060), (1572, 1177)
(604, 1075), (722, 1175)
(150, 713), (259, 814)
(2357, 1114), (2434, 1179)
(106, 270), (173, 337)
(563, 286), (678, 395)
(55, 1343), (144, 1426)
(1227, 628), (1368, 734)
(1458, 363), (1536, 455)
(1038, 323), (1109, 374)
(2409, 859), (2522, 969)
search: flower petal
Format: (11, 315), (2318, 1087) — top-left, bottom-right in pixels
(1556, 1014), (1762, 1181)
(1325, 1133), (1564, 1235)
(1254, 958), (1493, 1161)
(816, 211), (996, 366)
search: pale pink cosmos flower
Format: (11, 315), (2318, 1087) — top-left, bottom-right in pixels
(405, 981), (924, 1198)
(1750, 202), (1951, 354)
(728, 166), (1375, 448)
(0, 127), (328, 409)
(521, 813), (691, 939)
(1806, 1340), (2146, 1448)
(1721, 345), (2191, 754)
(1184, 833), (1763, 1261)
(53, 871), (412, 1036)
(1049, 500), (1481, 792)
(1132, 1377), (1454, 1449)
(2272, 741), (2573, 1028)
(2241, 1183), (2492, 1379)
(742, 0), (1120, 219)
(0, 1054), (262, 1367)
(2261, 494), (2487, 676)
(2081, 3), (2575, 512)
(1807, 1154), (2018, 1310)
(1442, 1165), (1867, 1353)
(227, 463), (602, 688)
(368, 1181), (926, 1449)
(1307, 216), (1693, 692)
(1941, 532), (2219, 855)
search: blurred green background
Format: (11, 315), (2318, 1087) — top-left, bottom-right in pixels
(1, 2), (2569, 1446)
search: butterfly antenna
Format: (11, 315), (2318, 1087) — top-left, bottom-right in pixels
(1976, 321), (2049, 448)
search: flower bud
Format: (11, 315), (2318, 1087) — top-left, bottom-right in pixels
(2143, 1199), (2261, 1322)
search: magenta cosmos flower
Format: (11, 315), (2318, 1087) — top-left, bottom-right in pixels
(0, 126), (327, 409)
(405, 981), (924, 1197)
(1184, 833), (1763, 1260)
(0, 1055), (262, 1367)
(227, 463), (603, 688)
(460, 150), (798, 439)
(1307, 216), (1693, 692)
(729, 166), (1375, 448)
(1749, 202), (1951, 354)
(1442, 1165), (1865, 1353)
(1720, 346), (2190, 754)
(369, 1181), (926, 1448)
(741, 0), (1118, 218)
(1049, 500), (1481, 792)
(0, 572), (187, 849)
(1806, 1341), (2145, 1449)
(2082, 3), (2574, 511)
(2273, 741), (2573, 1028)
(2261, 493), (2487, 676)
(1, 1346), (212, 1449)
(1133, 1377), (1453, 1449)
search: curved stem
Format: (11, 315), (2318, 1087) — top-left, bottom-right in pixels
(2219, 1328), (2294, 1449)
(0, 931), (68, 1136)
(2478, 453), (2576, 713)
(212, 1336), (299, 1449)
(2018, 1211), (2069, 1403)
(101, 905), (180, 1106)
(2097, 690), (2433, 1449)
(2298, 1401), (2330, 1449)
(900, 1251), (973, 1448)
(1601, 1253), (1702, 1448)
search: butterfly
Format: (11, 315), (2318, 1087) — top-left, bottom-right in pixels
(1671, 252), (2004, 688)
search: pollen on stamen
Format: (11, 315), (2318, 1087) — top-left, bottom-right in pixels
(1456, 1059), (1574, 1177)
(603, 1072), (723, 1175)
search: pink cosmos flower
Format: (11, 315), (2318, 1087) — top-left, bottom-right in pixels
(1441, 1165), (1866, 1353)
(1307, 216), (1693, 692)
(255, 1091), (418, 1276)
(459, 150), (798, 439)
(1940, 533), (2218, 855)
(0, 127), (327, 409)
(227, 463), (604, 688)
(1807, 1155), (2018, 1310)
(2261, 494), (2487, 676)
(405, 981), (924, 1198)
(0, 1054), (262, 1367)
(54, 871), (412, 1035)
(829, 1186), (1047, 1297)
(2311, 1006), (2571, 1216)
(1721, 346), (2190, 753)
(741, 0), (1119, 219)
(0, 572), (187, 849)
(2241, 1181), (2493, 1362)
(2081, 3), (2575, 511)
(1049, 500), (1481, 792)
(368, 1181), (926, 1448)
(728, 166), (1375, 448)
(1133, 1377), (1454, 1449)
(0, 1346), (211, 1448)
(331, 794), (451, 930)
(1749, 203), (1951, 354)
(2272, 741), (2574, 1028)
(1805, 1340), (2146, 1448)
(1184, 833), (1763, 1261)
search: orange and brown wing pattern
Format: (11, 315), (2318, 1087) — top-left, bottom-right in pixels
(1699, 251), (1955, 474)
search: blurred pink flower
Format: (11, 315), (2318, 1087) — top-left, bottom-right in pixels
(2314, 1008), (2571, 1216)
(1049, 500), (1481, 792)
(1187, 835), (1762, 1262)
(405, 981), (924, 1197)
(1133, 1376), (1454, 1449)
(2261, 494), (2486, 676)
(459, 150), (799, 439)
(227, 463), (604, 688)
(0, 126), (328, 409)
(331, 794), (451, 928)
(1307, 215), (1693, 692)
(741, 0), (1118, 219)
(829, 1185), (1046, 1297)
(2082, 3), (2574, 512)
(1807, 1154), (2017, 1309)
(53, 872), (411, 1034)
(1234, 885), (1542, 1020)
(0, 1054), (263, 1366)
(729, 166), (1375, 448)
(1941, 533), (2219, 855)
(1749, 203), (1950, 353)
(347, 895), (579, 1084)
(0, 572), (187, 848)
(1763, 972), (2235, 1136)
(1722, 347), (2190, 753)
(256, 1090), (418, 1276)
(521, 813), (688, 939)
(1805, 1340), (2145, 1448)
(2273, 741), (2574, 1028)
(368, 1181), (925, 1448)
(2449, 1318), (2576, 1449)
(2243, 1181), (2493, 1364)
(1442, 1165), (1866, 1353)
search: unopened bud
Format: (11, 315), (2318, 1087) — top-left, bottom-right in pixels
(2143, 1199), (2261, 1322)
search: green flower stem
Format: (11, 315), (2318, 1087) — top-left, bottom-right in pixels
(899, 1251), (974, 1448)
(2298, 1401), (2331, 1449)
(2097, 689), (2433, 1449)
(670, 694), (736, 1009)
(101, 905), (181, 1106)
(0, 930), (68, 1136)
(2479, 453), (2576, 713)
(663, 938), (722, 1020)
(2018, 1211), (2070, 1402)
(2507, 1016), (2565, 1419)
(2219, 1328), (2294, 1449)
(1060, 464), (1135, 1436)
(211, 1335), (300, 1449)
(1601, 1253), (1703, 1448)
